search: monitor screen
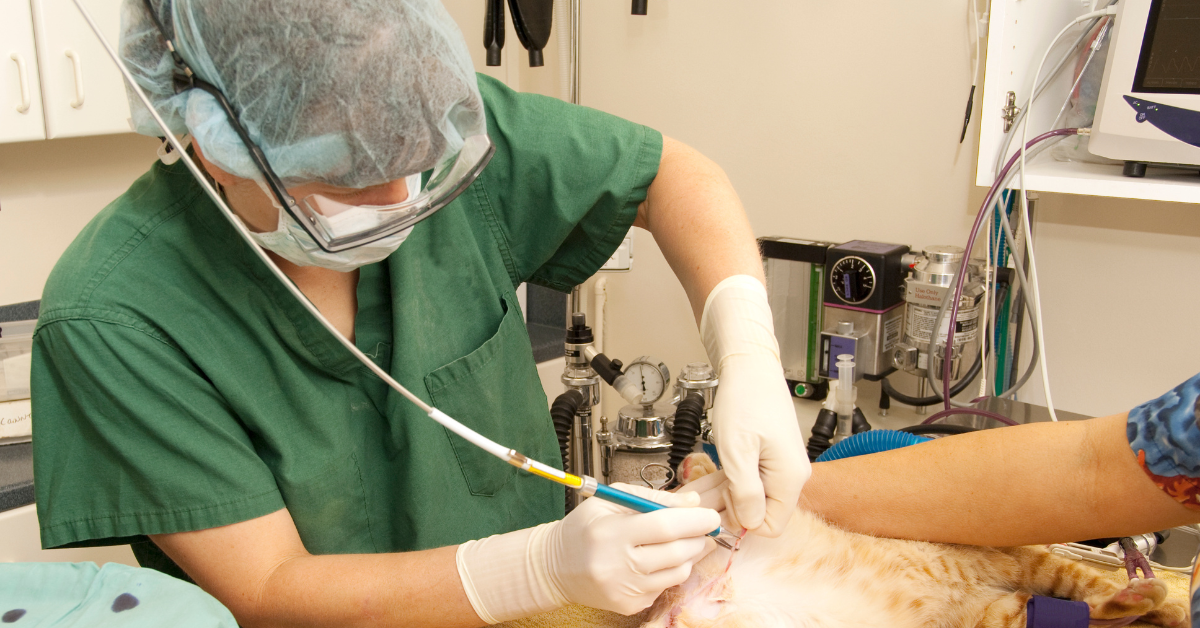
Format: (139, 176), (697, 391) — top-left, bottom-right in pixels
(1133, 0), (1200, 94)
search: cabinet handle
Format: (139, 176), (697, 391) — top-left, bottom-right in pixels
(64, 49), (85, 108)
(10, 54), (31, 114)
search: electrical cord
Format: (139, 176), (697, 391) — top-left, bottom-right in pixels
(1016, 7), (1118, 423)
(979, 186), (993, 398)
(987, 211), (1002, 394)
(928, 139), (1056, 407)
(981, 6), (1117, 419)
(992, 0), (1117, 178)
(932, 148), (1052, 406)
(990, 208), (1040, 399)
(936, 128), (1080, 412)
(961, 0), (987, 142)
(1006, 192), (1030, 392)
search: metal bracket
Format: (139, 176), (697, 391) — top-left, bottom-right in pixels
(1001, 91), (1020, 133)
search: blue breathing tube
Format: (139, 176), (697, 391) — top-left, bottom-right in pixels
(815, 430), (931, 462)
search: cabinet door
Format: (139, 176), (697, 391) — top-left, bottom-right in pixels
(30, 0), (131, 139)
(0, 0), (46, 143)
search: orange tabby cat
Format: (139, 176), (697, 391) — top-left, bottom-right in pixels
(642, 454), (1189, 628)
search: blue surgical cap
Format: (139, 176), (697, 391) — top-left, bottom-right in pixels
(119, 0), (487, 189)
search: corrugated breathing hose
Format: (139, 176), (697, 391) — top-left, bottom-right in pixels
(550, 389), (583, 513)
(666, 393), (704, 487)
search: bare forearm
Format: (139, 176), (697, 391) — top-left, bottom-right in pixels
(152, 512), (483, 628)
(246, 546), (482, 628)
(635, 136), (764, 323)
(799, 414), (1199, 546)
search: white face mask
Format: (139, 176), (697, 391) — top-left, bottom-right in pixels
(246, 174), (423, 272)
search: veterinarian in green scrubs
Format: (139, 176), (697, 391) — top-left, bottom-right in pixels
(30, 0), (808, 625)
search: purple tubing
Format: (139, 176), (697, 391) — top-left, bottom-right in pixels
(940, 128), (1081, 410)
(921, 407), (1020, 427)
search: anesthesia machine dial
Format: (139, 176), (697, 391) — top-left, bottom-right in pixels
(828, 256), (877, 305)
(819, 241), (910, 380)
(624, 357), (671, 405)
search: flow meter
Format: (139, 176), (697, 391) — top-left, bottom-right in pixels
(760, 236), (836, 400)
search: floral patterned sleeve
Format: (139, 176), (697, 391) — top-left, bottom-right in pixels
(1125, 373), (1200, 626)
(1127, 374), (1200, 510)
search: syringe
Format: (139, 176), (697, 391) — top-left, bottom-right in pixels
(507, 447), (737, 550)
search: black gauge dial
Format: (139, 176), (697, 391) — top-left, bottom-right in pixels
(829, 256), (876, 305)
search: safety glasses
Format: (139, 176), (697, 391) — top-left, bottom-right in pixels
(139, 0), (494, 252)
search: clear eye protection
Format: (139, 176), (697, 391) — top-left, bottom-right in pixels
(296, 134), (493, 251)
(114, 0), (495, 253)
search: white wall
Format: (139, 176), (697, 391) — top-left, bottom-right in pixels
(567, 1), (1200, 420)
(0, 133), (160, 305)
(2, 1), (1197, 422)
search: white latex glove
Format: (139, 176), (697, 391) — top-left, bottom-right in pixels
(701, 275), (809, 537)
(456, 484), (719, 623)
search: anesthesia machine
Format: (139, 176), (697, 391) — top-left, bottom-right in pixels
(551, 313), (718, 510)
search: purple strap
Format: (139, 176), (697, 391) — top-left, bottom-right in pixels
(1026, 596), (1089, 628)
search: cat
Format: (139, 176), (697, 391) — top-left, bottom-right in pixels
(641, 454), (1190, 628)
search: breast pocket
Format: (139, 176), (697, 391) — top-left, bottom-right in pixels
(424, 294), (553, 497)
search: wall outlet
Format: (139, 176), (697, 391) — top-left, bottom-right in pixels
(601, 234), (633, 272)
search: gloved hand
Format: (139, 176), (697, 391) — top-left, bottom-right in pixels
(456, 484), (719, 623)
(700, 275), (809, 537)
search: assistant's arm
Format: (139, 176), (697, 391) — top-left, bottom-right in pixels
(152, 509), (483, 628)
(799, 413), (1200, 546)
(633, 136), (763, 322)
(632, 136), (807, 537)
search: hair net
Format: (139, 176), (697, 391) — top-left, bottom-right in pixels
(119, 0), (486, 189)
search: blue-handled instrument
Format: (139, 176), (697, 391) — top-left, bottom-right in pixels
(589, 480), (738, 551)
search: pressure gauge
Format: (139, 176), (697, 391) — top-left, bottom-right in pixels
(624, 356), (670, 405)
(828, 255), (876, 305)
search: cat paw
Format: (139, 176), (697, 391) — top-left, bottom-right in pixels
(1090, 578), (1169, 620)
(1139, 595), (1190, 627)
(679, 453), (718, 485)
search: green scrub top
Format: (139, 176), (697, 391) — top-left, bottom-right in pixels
(31, 74), (662, 580)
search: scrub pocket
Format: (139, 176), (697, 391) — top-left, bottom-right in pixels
(424, 294), (550, 497)
(275, 453), (377, 555)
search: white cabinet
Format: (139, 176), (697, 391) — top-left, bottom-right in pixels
(28, 0), (131, 139)
(976, 0), (1199, 203)
(1, 0), (46, 142)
